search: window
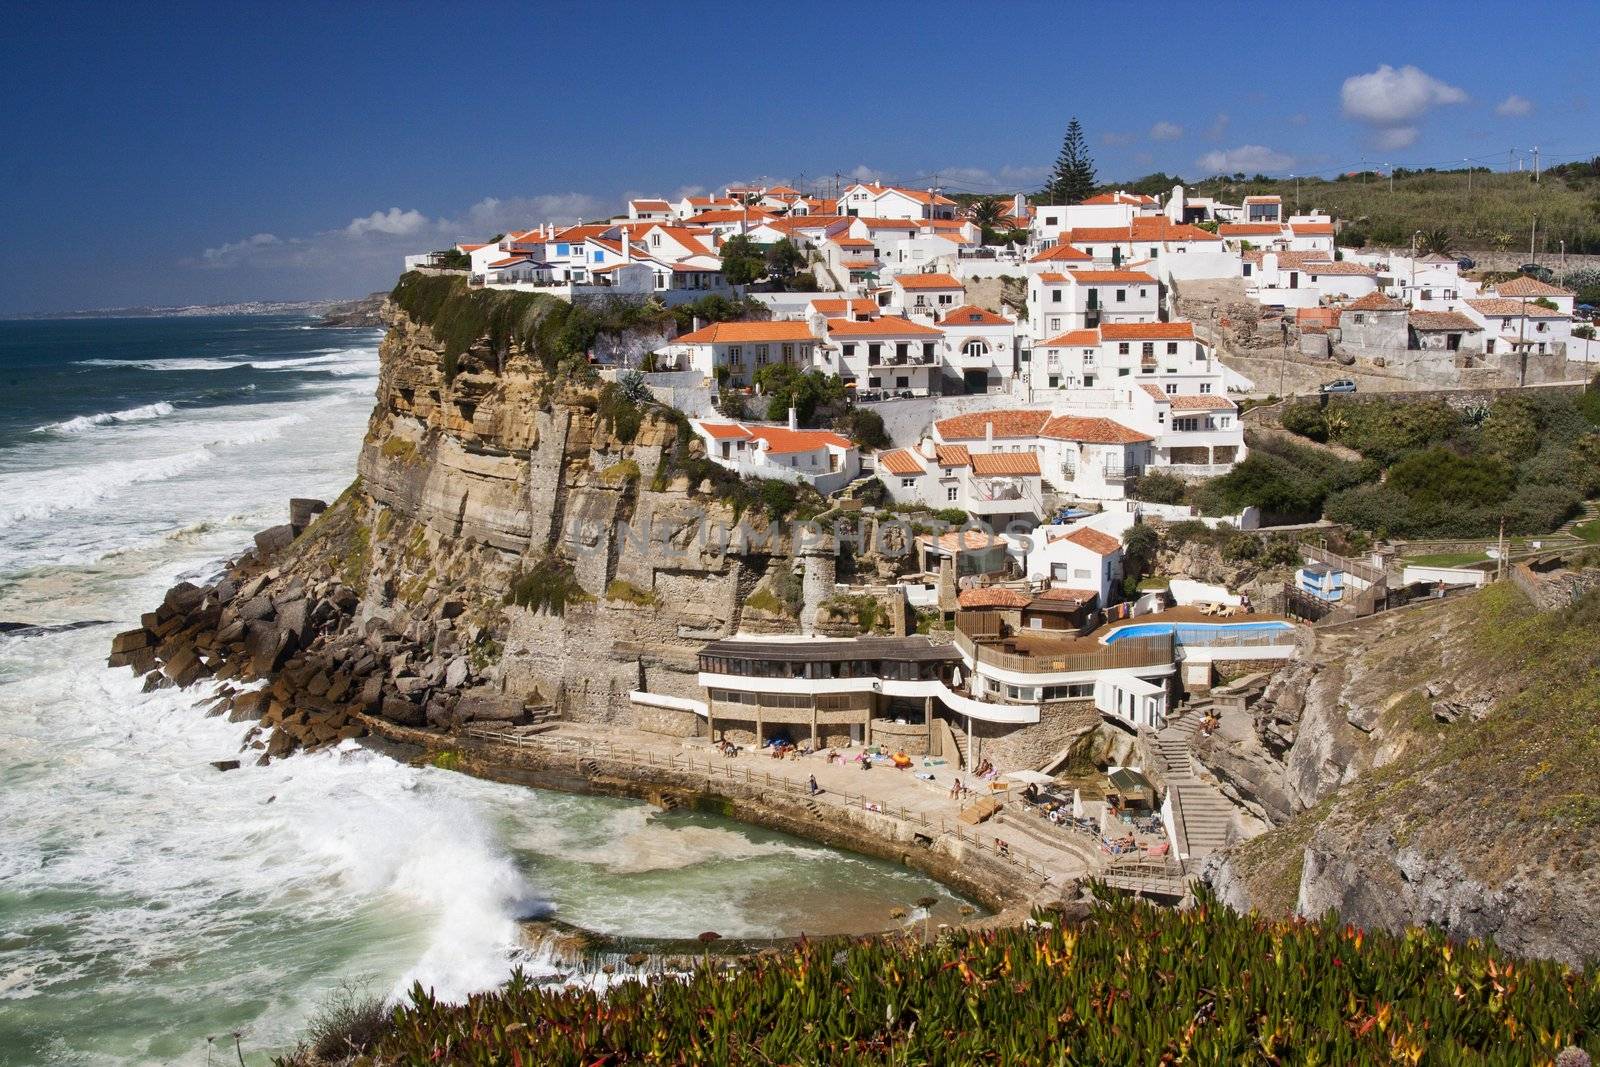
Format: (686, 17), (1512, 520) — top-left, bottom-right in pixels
(1051, 289), (1062, 303)
(1118, 342), (1130, 355)
(1117, 368), (1130, 377)
(1048, 375), (1060, 388)
(728, 345), (743, 366)
(1140, 288), (1149, 298)
(755, 344), (769, 366)
(1166, 342), (1178, 354)
(781, 343), (794, 361)
(947, 487), (958, 502)
(896, 375), (909, 388)
(964, 339), (986, 359)
(1175, 417), (1200, 431)
(1142, 342), (1155, 357)
(1486, 339), (1497, 354)
(1353, 313), (1365, 324)
(1044, 215), (1057, 226)
(1165, 383), (1178, 394)
(1157, 410), (1165, 424)
(923, 342), (935, 359)
(868, 343), (882, 364)
(1083, 374), (1095, 387)
(868, 375), (881, 388)
(1115, 289), (1126, 302)
(1199, 382), (1212, 393)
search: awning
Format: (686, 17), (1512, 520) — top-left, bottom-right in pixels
(1107, 767), (1154, 797)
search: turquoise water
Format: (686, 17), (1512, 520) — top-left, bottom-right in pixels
(1101, 620), (1295, 645)
(0, 315), (970, 1066)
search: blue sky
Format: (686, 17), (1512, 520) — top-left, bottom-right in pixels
(1, 0), (1596, 313)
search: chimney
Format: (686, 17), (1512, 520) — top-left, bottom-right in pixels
(985, 420), (994, 444)
(1013, 191), (1026, 218)
(919, 436), (936, 460)
(787, 406), (799, 431)
(692, 315), (705, 332)
(620, 226), (631, 263)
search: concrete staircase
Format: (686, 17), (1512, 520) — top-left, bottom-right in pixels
(1153, 704), (1235, 861)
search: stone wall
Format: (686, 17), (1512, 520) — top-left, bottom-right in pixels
(871, 717), (933, 756)
(957, 701), (1099, 772)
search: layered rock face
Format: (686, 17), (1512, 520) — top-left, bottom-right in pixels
(109, 295), (833, 756)
(1201, 587), (1600, 966)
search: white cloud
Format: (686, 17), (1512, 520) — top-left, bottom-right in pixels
(1340, 65), (1466, 146)
(343, 207), (429, 238)
(1100, 130), (1137, 147)
(1203, 112), (1230, 140)
(1375, 126), (1418, 150)
(200, 232), (280, 264)
(1495, 93), (1534, 117)
(1149, 121), (1184, 142)
(1196, 145), (1296, 175)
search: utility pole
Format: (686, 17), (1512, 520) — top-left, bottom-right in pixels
(1518, 294), (1528, 387)
(1466, 160), (1472, 197)
(1531, 213), (1539, 266)
(1387, 164), (1394, 193)
(1533, 145), (1540, 184)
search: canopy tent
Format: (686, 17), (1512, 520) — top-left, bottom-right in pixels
(1106, 767), (1154, 803)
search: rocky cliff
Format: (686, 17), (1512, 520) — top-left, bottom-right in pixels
(107, 276), (851, 755)
(1203, 583), (1600, 965)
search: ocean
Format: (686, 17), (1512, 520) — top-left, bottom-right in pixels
(0, 316), (965, 1065)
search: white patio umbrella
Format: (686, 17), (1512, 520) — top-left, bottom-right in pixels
(1072, 788), (1083, 820)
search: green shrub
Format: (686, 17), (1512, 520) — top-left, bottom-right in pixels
(1278, 401), (1329, 442)
(505, 557), (589, 615)
(369, 888), (1600, 1065)
(1387, 448), (1513, 508)
(1129, 471), (1188, 505)
(933, 507), (968, 525)
(594, 382), (643, 444)
(836, 406), (890, 449)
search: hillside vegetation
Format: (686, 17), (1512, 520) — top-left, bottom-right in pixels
(280, 887), (1598, 1064)
(1185, 383), (1600, 537)
(1185, 161), (1600, 254)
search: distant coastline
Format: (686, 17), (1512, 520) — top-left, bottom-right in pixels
(3, 298), (352, 321)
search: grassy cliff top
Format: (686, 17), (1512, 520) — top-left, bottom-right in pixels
(292, 888), (1597, 1064)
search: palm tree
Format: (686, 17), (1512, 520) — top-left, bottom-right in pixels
(967, 196), (1007, 232)
(1417, 227), (1453, 256)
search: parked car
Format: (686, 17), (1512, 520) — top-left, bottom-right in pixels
(1456, 256), (1476, 271)
(1320, 379), (1357, 394)
(1518, 263), (1555, 281)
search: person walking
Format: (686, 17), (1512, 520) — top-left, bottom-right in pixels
(807, 774), (819, 796)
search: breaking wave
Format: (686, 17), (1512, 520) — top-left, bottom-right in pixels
(34, 402), (176, 435)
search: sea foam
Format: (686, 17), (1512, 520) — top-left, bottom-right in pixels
(33, 402), (176, 434)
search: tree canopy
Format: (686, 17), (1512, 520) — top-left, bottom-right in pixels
(1042, 118), (1097, 205)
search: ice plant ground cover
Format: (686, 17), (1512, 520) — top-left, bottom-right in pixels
(369, 889), (1599, 1065)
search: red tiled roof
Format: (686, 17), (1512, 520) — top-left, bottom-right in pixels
(672, 321), (815, 344)
(1080, 191), (1158, 206)
(630, 199), (671, 210)
(1408, 311), (1480, 331)
(1494, 276), (1573, 298)
(958, 586), (1032, 609)
(487, 256), (531, 268)
(809, 297), (878, 317)
(1219, 223), (1285, 236)
(1066, 226), (1136, 244)
(971, 451), (1041, 476)
(935, 410), (1050, 440)
(1169, 394), (1236, 411)
(1290, 222), (1335, 235)
(744, 425), (853, 454)
(1040, 329), (1101, 347)
(698, 422), (752, 440)
(938, 305), (1010, 326)
(1466, 298), (1568, 319)
(1068, 270), (1158, 284)
(1343, 292), (1406, 312)
(934, 444), (970, 467)
(1099, 321), (1195, 340)
(1062, 527), (1122, 555)
(1033, 586), (1098, 604)
(1041, 415), (1152, 445)
(878, 448), (925, 476)
(1304, 261), (1376, 276)
(860, 218), (920, 230)
(825, 316), (942, 337)
(1028, 243), (1093, 263)
(894, 272), (963, 290)
(1129, 217), (1221, 243)
(917, 530), (1010, 553)
(686, 208), (777, 224)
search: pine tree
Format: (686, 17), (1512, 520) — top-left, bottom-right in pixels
(1043, 118), (1097, 205)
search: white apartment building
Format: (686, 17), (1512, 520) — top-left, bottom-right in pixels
(690, 417), (860, 495)
(1028, 269), (1161, 339)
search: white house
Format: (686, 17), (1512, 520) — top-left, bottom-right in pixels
(654, 321), (819, 387)
(1287, 220), (1336, 256)
(691, 417), (860, 495)
(1243, 195), (1282, 223)
(1028, 269), (1160, 339)
(628, 199), (673, 222)
(885, 272), (967, 321)
(1025, 523), (1125, 606)
(838, 183), (958, 220)
(815, 315), (943, 397)
(928, 408), (1156, 502)
(1218, 222), (1290, 251)
(938, 305), (1017, 393)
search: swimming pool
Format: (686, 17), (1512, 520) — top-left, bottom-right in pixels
(1101, 620), (1297, 647)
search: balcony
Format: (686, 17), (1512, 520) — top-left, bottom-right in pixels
(953, 626), (1174, 676)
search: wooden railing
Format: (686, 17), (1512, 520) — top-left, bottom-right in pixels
(953, 628), (1174, 675)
